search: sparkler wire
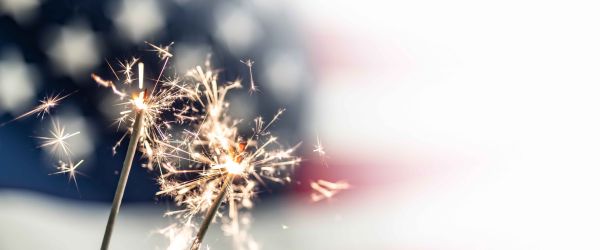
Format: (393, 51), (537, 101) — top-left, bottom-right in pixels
(190, 173), (235, 250)
(101, 109), (145, 250)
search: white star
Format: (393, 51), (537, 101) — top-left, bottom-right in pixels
(111, 0), (164, 42)
(46, 22), (101, 79)
(0, 0), (40, 24)
(0, 49), (38, 115)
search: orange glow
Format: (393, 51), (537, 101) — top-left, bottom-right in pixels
(225, 159), (244, 175)
(132, 90), (147, 110)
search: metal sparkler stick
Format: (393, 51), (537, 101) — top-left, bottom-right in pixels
(101, 108), (144, 250)
(101, 63), (147, 250)
(190, 173), (234, 250)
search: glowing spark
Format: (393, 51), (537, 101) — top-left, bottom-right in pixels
(224, 160), (244, 175)
(154, 59), (300, 249)
(310, 179), (350, 202)
(240, 59), (258, 93)
(146, 41), (174, 60)
(118, 57), (139, 84)
(105, 58), (120, 80)
(313, 136), (326, 157)
(50, 160), (84, 187)
(91, 73), (126, 98)
(1, 92), (73, 126)
(37, 119), (81, 160)
(132, 90), (147, 110)
(313, 136), (328, 167)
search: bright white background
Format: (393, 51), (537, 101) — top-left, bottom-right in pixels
(294, 0), (600, 249)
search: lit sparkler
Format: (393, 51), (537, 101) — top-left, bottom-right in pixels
(3, 40), (304, 249)
(99, 63), (146, 250)
(92, 43), (300, 250)
(92, 45), (185, 249)
(152, 59), (301, 250)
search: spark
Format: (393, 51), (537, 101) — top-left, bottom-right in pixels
(155, 58), (300, 249)
(92, 52), (189, 159)
(313, 136), (325, 156)
(146, 41), (174, 60)
(93, 43), (300, 249)
(105, 58), (120, 80)
(118, 57), (139, 84)
(37, 119), (83, 189)
(310, 179), (350, 202)
(50, 160), (84, 188)
(37, 119), (81, 160)
(91, 73), (126, 98)
(1, 92), (73, 126)
(240, 59), (258, 93)
(156, 62), (300, 218)
(313, 136), (328, 167)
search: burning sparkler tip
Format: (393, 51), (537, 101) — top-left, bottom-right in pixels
(93, 52), (299, 249)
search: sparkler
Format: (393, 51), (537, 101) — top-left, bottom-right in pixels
(100, 62), (148, 250)
(4, 41), (303, 249)
(153, 59), (301, 250)
(94, 42), (191, 249)
(101, 103), (144, 250)
(93, 43), (299, 249)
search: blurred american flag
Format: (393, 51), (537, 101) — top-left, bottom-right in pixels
(0, 0), (310, 202)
